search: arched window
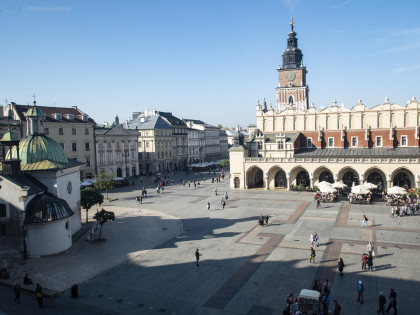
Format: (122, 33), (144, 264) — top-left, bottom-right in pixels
(288, 95), (294, 105)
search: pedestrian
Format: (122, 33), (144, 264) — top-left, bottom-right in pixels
(13, 279), (20, 303)
(194, 182), (197, 188)
(332, 300), (341, 315)
(23, 274), (33, 285)
(314, 232), (319, 247)
(316, 198), (321, 208)
(310, 247), (316, 263)
(188, 181), (191, 188)
(321, 293), (330, 315)
(323, 279), (331, 296)
(214, 188), (218, 196)
(385, 288), (397, 314)
(139, 195), (142, 204)
(136, 196), (140, 204)
(36, 283), (44, 308)
(221, 198), (225, 209)
(195, 249), (200, 266)
(356, 280), (364, 304)
(367, 241), (373, 256)
(367, 253), (373, 271)
(225, 192), (228, 200)
(361, 253), (367, 270)
(378, 292), (386, 314)
(140, 176), (143, 184)
(171, 180), (174, 186)
(338, 257), (345, 276)
(265, 215), (269, 226)
(361, 214), (369, 227)
(207, 202), (210, 211)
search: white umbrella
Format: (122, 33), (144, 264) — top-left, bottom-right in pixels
(318, 181), (333, 188)
(332, 182), (347, 189)
(363, 182), (378, 190)
(80, 181), (93, 187)
(113, 177), (125, 181)
(388, 186), (407, 195)
(319, 186), (337, 193)
(351, 185), (370, 194)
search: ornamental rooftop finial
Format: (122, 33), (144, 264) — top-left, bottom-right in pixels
(290, 16), (294, 32)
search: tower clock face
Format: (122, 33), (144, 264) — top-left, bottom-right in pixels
(286, 71), (296, 81)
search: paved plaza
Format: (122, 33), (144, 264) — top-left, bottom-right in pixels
(1, 172), (420, 314)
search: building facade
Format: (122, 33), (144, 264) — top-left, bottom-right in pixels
(5, 103), (96, 179)
(124, 113), (174, 173)
(230, 20), (420, 191)
(95, 124), (139, 178)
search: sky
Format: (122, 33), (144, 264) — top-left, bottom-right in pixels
(1, 0), (419, 128)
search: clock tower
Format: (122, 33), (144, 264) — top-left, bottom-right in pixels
(276, 18), (309, 112)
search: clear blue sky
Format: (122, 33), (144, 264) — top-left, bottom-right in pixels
(1, 0), (419, 128)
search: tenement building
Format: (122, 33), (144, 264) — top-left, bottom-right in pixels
(5, 102), (96, 179)
(230, 19), (420, 191)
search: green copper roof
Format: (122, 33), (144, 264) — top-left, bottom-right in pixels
(0, 129), (21, 143)
(9, 135), (68, 164)
(25, 106), (46, 118)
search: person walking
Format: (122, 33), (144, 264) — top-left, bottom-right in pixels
(207, 202), (210, 211)
(338, 258), (345, 276)
(356, 280), (364, 304)
(225, 192), (228, 200)
(13, 279), (20, 303)
(195, 249), (201, 266)
(221, 198), (226, 209)
(361, 214), (369, 227)
(323, 279), (331, 296)
(316, 198), (321, 208)
(362, 253), (367, 270)
(378, 292), (386, 314)
(310, 247), (316, 263)
(214, 188), (218, 196)
(385, 288), (397, 314)
(265, 215), (269, 226)
(321, 293), (330, 315)
(367, 253), (374, 271)
(36, 283), (44, 308)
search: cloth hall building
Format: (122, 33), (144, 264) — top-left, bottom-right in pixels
(230, 19), (420, 191)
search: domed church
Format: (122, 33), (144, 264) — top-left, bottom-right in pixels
(0, 101), (83, 258)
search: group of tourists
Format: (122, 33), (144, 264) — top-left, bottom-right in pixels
(258, 215), (270, 227)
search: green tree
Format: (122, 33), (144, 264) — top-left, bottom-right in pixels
(93, 208), (115, 241)
(219, 159), (229, 168)
(217, 124), (223, 129)
(94, 172), (116, 199)
(80, 187), (104, 224)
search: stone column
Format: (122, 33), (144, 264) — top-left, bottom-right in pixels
(359, 173), (364, 185)
(309, 172), (314, 190)
(265, 172), (269, 190)
(286, 172), (290, 191)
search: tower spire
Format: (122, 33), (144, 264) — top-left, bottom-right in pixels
(290, 16), (294, 32)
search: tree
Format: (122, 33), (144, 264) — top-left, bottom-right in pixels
(94, 172), (116, 199)
(217, 124), (223, 129)
(219, 159), (229, 168)
(80, 187), (104, 224)
(93, 208), (115, 241)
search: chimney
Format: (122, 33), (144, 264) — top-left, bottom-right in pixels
(0, 105), (3, 117)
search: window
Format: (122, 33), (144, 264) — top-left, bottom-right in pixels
(44, 128), (49, 135)
(72, 143), (77, 151)
(278, 141), (284, 150)
(257, 142), (263, 150)
(146, 141), (150, 148)
(59, 143), (65, 150)
(328, 137), (334, 147)
(107, 152), (113, 163)
(401, 135), (407, 146)
(376, 136), (382, 147)
(158, 152), (160, 159)
(99, 153), (104, 164)
(307, 138), (312, 148)
(146, 153), (150, 160)
(86, 156), (91, 166)
(72, 128), (76, 135)
(85, 128), (89, 135)
(59, 128), (64, 135)
(139, 142), (142, 148)
(131, 151), (135, 160)
(85, 142), (90, 151)
(351, 137), (358, 147)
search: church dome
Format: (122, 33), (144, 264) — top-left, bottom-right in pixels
(9, 135), (68, 164)
(24, 102), (46, 118)
(25, 192), (74, 223)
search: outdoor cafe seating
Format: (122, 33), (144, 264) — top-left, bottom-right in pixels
(348, 193), (372, 204)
